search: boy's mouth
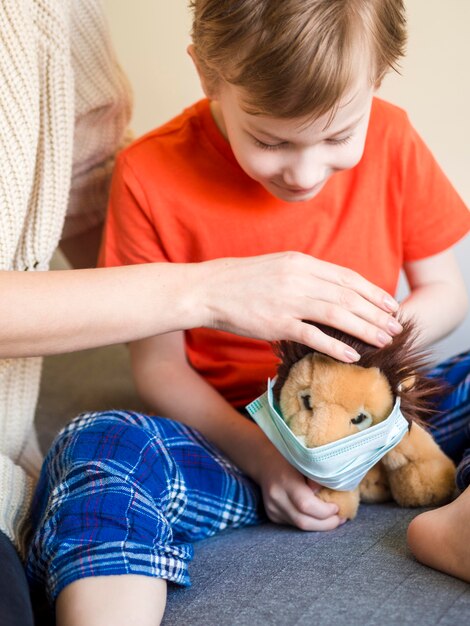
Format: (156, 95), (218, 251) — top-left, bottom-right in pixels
(272, 179), (327, 197)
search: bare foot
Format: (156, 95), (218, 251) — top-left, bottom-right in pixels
(407, 486), (470, 583)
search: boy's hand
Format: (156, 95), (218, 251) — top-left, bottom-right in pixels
(193, 251), (402, 363)
(257, 445), (345, 531)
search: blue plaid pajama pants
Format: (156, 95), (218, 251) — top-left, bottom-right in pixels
(26, 350), (470, 602)
(427, 349), (470, 490)
(25, 412), (264, 601)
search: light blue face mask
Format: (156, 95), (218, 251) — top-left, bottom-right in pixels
(246, 379), (409, 491)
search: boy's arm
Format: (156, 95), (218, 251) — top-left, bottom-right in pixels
(401, 248), (468, 345)
(129, 332), (344, 531)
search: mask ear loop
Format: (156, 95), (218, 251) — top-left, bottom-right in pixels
(397, 374), (416, 394)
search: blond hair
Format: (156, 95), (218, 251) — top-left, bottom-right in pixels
(190, 0), (406, 119)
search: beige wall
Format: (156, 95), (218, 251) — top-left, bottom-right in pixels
(103, 0), (470, 357)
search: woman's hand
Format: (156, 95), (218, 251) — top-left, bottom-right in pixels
(0, 251), (401, 360)
(193, 251), (402, 362)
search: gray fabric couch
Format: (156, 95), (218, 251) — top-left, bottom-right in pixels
(36, 345), (470, 626)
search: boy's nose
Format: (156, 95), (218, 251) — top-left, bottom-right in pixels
(282, 151), (327, 191)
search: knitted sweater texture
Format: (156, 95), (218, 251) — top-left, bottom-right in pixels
(0, 0), (131, 551)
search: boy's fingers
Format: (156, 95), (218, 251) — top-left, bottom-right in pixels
(261, 467), (343, 530)
(268, 493), (343, 531)
(290, 512), (345, 532)
(288, 484), (339, 520)
(265, 497), (342, 531)
(306, 477), (321, 492)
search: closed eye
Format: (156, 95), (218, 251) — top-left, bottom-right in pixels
(253, 138), (288, 151)
(325, 135), (352, 146)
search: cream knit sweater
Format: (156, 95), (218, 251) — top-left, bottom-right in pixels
(0, 0), (131, 552)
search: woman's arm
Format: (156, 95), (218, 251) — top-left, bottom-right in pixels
(0, 252), (401, 360)
(401, 249), (468, 345)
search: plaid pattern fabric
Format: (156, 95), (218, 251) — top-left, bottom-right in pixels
(25, 411), (263, 601)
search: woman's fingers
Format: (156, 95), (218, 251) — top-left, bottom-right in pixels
(196, 252), (402, 354)
(310, 259), (399, 314)
(303, 279), (403, 338)
(279, 321), (362, 363)
(258, 254), (403, 355)
(282, 303), (402, 361)
(277, 259), (402, 346)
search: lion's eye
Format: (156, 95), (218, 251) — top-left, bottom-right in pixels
(351, 412), (373, 430)
(351, 413), (367, 425)
(300, 393), (312, 411)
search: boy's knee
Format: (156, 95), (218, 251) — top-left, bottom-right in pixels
(47, 411), (173, 487)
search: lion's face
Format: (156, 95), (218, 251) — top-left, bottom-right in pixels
(279, 353), (394, 447)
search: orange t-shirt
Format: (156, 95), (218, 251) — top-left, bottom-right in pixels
(100, 97), (470, 408)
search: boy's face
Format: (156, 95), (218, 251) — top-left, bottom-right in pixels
(210, 80), (374, 202)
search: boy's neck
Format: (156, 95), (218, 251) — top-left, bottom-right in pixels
(209, 100), (228, 139)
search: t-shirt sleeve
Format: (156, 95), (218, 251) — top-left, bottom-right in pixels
(399, 118), (469, 262)
(99, 152), (169, 267)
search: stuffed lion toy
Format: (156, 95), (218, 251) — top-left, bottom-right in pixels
(273, 320), (456, 520)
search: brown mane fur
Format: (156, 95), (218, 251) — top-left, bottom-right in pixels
(272, 318), (447, 427)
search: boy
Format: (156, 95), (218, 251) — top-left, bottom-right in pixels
(26, 1), (470, 624)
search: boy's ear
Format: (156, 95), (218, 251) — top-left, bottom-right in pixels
(187, 44), (216, 99)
